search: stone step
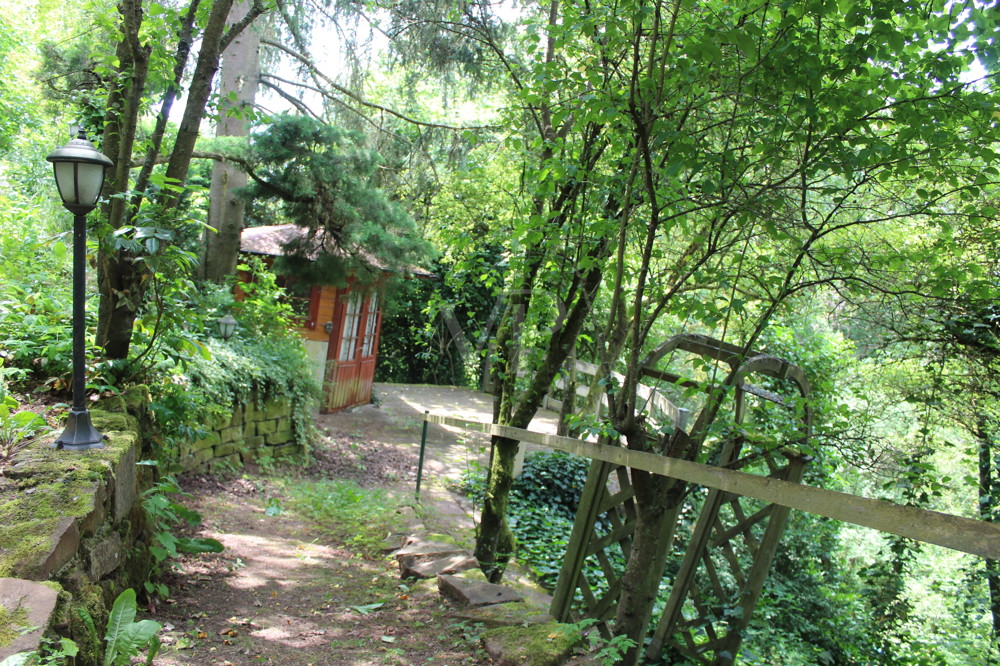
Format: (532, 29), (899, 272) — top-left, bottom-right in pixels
(401, 552), (479, 580)
(438, 573), (523, 607)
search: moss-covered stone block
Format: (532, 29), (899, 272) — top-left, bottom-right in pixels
(264, 400), (290, 420)
(219, 425), (243, 444)
(266, 430), (293, 446)
(192, 432), (221, 452)
(275, 417), (291, 433)
(244, 435), (265, 450)
(214, 442), (238, 458)
(90, 411), (138, 436)
(0, 428), (137, 580)
(91, 395), (127, 415)
(121, 385), (151, 415)
(273, 443), (303, 458)
(0, 578), (59, 660)
(191, 447), (214, 466)
(209, 411), (232, 431)
(481, 622), (581, 666)
(256, 420), (276, 436)
(209, 454), (241, 473)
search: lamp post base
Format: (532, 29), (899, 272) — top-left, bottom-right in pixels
(55, 409), (106, 450)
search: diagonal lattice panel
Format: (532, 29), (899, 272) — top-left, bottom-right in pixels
(647, 452), (809, 664)
(550, 456), (637, 632)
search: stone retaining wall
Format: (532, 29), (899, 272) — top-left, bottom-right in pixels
(173, 396), (304, 472)
(0, 390), (152, 665)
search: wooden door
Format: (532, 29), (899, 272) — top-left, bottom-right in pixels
(323, 287), (383, 412)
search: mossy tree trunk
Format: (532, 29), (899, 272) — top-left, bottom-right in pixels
(475, 254), (606, 582)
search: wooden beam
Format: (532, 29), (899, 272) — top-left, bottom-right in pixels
(426, 414), (1000, 560)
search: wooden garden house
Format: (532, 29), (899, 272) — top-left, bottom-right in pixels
(239, 224), (428, 413)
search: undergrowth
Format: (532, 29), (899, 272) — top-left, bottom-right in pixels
(458, 450), (591, 588)
(284, 478), (406, 555)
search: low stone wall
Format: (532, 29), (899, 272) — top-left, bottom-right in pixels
(0, 392), (152, 665)
(173, 396), (304, 473)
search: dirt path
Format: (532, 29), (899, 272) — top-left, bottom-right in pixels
(150, 384), (560, 666)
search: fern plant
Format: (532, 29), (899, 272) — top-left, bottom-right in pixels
(103, 589), (161, 666)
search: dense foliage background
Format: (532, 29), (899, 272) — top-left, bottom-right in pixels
(1, 0), (999, 662)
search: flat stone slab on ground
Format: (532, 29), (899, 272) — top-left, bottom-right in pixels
(395, 537), (469, 567)
(438, 574), (523, 607)
(450, 600), (554, 628)
(395, 536), (464, 558)
(0, 578), (59, 659)
(401, 553), (479, 579)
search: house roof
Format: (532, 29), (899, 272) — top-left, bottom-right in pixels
(240, 224), (433, 277)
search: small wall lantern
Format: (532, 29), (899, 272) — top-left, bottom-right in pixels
(217, 314), (238, 340)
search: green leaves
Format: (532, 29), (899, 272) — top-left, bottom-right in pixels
(103, 589), (162, 666)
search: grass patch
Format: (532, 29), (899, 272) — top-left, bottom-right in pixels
(284, 478), (406, 555)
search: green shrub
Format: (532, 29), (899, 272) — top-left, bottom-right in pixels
(513, 451), (590, 518)
(150, 335), (320, 460)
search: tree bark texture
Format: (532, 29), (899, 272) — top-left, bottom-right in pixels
(96, 0), (268, 359)
(613, 473), (683, 664)
(475, 257), (604, 580)
(162, 0), (236, 205)
(474, 434), (519, 582)
(203, 0), (260, 282)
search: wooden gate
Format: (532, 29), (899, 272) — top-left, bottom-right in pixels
(323, 286), (383, 412)
(549, 334), (813, 664)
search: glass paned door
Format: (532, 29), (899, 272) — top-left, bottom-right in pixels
(361, 291), (380, 357)
(339, 291), (363, 361)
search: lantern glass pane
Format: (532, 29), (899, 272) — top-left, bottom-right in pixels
(53, 162), (77, 204)
(76, 162), (106, 206)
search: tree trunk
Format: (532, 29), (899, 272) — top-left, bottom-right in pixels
(474, 434), (519, 582)
(977, 415), (1000, 643)
(161, 0), (236, 207)
(556, 352), (576, 437)
(613, 429), (691, 663)
(202, 0), (260, 282)
(615, 479), (682, 663)
(96, 0), (150, 360)
(475, 258), (604, 580)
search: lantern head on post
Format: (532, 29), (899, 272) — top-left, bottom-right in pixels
(46, 126), (114, 215)
(217, 314), (238, 340)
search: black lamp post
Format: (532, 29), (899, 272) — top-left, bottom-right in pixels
(46, 126), (114, 450)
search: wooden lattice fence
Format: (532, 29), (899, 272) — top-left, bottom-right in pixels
(423, 336), (1000, 664)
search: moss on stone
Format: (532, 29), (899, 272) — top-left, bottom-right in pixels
(0, 602), (30, 648)
(89, 411), (137, 435)
(0, 520), (63, 578)
(481, 622), (581, 666)
(0, 426), (137, 578)
(121, 385), (150, 414)
(65, 577), (107, 665)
